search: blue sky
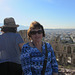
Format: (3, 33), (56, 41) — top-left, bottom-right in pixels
(0, 0), (75, 29)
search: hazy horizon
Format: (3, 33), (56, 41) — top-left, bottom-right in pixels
(0, 23), (75, 30)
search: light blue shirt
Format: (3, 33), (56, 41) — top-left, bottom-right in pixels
(0, 32), (24, 64)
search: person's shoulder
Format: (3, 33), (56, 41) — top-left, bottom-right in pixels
(45, 42), (51, 46)
(45, 42), (49, 44)
(44, 42), (52, 48)
(22, 42), (29, 48)
(15, 33), (20, 36)
(14, 33), (22, 37)
(4, 32), (18, 36)
(22, 42), (31, 53)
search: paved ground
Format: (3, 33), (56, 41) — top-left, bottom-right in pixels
(58, 65), (75, 75)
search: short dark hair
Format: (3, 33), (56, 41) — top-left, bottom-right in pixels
(1, 27), (17, 33)
(27, 21), (45, 39)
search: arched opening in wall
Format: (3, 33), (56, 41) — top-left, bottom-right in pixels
(73, 47), (75, 53)
(67, 46), (71, 54)
(64, 46), (66, 51)
(73, 59), (75, 65)
(63, 58), (66, 63)
(58, 54), (63, 64)
(55, 46), (58, 51)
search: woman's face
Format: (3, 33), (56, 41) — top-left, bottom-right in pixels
(30, 28), (43, 42)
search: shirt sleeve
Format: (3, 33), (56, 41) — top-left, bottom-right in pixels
(21, 44), (32, 75)
(16, 33), (24, 44)
(47, 43), (58, 73)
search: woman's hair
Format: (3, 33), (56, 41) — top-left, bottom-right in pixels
(1, 27), (17, 33)
(27, 21), (45, 39)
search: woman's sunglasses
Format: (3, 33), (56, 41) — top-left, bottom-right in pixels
(30, 30), (43, 35)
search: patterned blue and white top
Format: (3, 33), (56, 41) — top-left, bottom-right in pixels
(21, 42), (58, 75)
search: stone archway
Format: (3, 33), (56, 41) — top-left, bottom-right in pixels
(73, 59), (75, 65)
(67, 46), (71, 54)
(73, 47), (75, 53)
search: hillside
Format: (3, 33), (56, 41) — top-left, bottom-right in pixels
(0, 23), (29, 31)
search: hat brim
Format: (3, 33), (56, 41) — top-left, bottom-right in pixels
(0, 24), (19, 28)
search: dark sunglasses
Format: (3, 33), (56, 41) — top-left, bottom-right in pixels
(30, 30), (43, 35)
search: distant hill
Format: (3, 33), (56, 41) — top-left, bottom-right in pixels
(0, 23), (29, 31)
(17, 25), (29, 31)
(45, 29), (75, 34)
(0, 23), (75, 32)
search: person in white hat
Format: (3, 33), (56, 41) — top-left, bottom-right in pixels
(0, 17), (24, 75)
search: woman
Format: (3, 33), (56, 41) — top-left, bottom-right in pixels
(21, 21), (58, 75)
(0, 17), (24, 75)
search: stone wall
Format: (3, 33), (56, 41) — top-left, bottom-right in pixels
(49, 36), (75, 66)
(18, 30), (29, 43)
